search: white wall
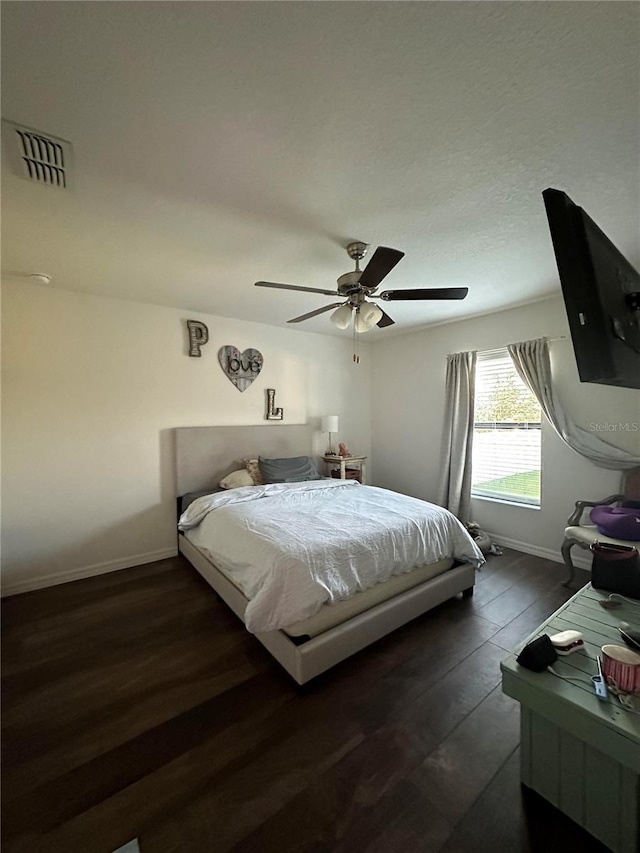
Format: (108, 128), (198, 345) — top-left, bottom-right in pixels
(1, 280), (372, 594)
(3, 283), (637, 595)
(371, 297), (639, 565)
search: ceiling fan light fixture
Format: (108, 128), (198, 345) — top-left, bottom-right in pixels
(330, 303), (353, 330)
(355, 302), (383, 333)
(256, 243), (466, 338)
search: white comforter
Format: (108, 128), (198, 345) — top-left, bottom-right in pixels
(179, 480), (484, 633)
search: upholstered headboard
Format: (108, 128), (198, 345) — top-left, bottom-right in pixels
(175, 424), (313, 496)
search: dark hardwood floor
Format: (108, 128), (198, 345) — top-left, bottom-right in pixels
(1, 549), (607, 853)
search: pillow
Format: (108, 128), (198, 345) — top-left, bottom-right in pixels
(590, 505), (640, 541)
(219, 469), (255, 490)
(258, 455), (321, 484)
(244, 458), (263, 485)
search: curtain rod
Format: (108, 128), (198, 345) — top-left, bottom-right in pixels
(447, 336), (567, 357)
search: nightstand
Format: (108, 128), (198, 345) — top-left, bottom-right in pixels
(323, 455), (367, 484)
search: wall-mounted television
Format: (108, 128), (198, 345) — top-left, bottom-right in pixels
(542, 188), (640, 390)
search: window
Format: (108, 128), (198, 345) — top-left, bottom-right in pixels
(471, 349), (542, 506)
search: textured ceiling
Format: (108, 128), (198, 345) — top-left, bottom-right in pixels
(2, 1), (639, 338)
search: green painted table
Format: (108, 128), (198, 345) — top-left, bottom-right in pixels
(501, 584), (640, 853)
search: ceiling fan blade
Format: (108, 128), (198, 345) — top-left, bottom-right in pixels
(376, 308), (395, 328)
(358, 247), (405, 290)
(255, 281), (339, 296)
(379, 287), (469, 301)
(287, 303), (344, 324)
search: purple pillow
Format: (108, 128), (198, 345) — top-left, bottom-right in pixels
(590, 505), (640, 541)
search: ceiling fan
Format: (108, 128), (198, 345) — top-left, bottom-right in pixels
(255, 242), (468, 333)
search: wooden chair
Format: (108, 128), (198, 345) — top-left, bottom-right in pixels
(561, 467), (640, 586)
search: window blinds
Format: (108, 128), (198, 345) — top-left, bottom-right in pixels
(471, 349), (542, 506)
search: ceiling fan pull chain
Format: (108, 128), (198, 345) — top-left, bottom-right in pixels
(353, 309), (360, 364)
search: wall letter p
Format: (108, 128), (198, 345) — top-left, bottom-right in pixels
(187, 320), (209, 357)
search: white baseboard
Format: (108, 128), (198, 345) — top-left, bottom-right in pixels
(1, 547), (178, 597)
(484, 531), (591, 572)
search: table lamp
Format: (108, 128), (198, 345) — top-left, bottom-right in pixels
(321, 415), (339, 456)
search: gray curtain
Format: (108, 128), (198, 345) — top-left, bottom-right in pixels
(508, 338), (640, 470)
(437, 350), (477, 522)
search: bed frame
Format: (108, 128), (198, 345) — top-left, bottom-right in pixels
(175, 424), (476, 684)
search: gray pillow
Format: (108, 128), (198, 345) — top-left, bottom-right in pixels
(258, 455), (322, 484)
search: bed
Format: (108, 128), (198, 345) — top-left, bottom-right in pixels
(175, 424), (483, 684)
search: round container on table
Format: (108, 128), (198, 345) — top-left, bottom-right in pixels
(601, 644), (640, 695)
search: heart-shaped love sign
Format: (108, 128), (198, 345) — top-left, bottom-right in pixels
(218, 346), (263, 392)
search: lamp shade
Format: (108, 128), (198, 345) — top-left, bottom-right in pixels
(355, 302), (383, 333)
(330, 304), (353, 330)
(321, 415), (339, 434)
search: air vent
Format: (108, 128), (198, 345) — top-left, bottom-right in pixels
(2, 120), (72, 188)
